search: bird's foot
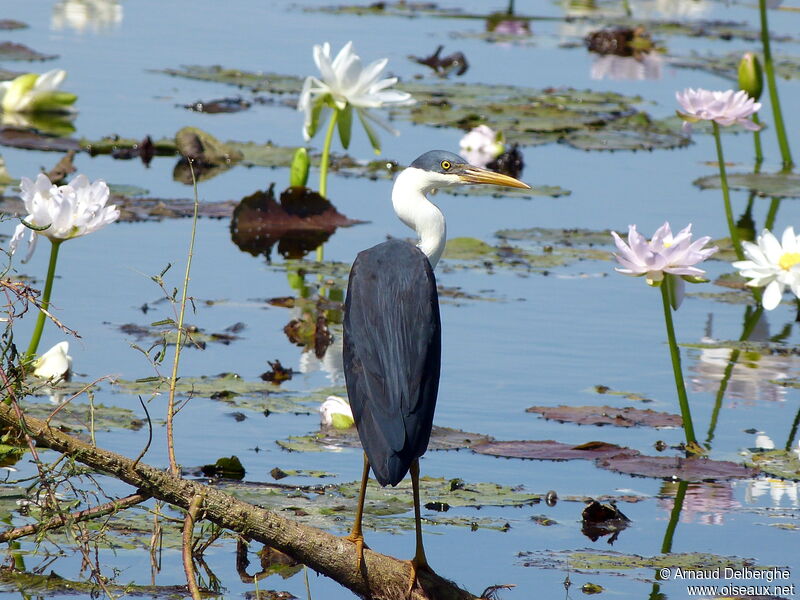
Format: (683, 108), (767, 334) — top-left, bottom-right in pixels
(344, 531), (369, 573)
(405, 555), (433, 598)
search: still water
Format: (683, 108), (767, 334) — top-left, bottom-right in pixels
(1, 0), (799, 598)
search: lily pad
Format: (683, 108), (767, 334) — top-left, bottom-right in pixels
(472, 440), (639, 461)
(21, 400), (143, 433)
(519, 548), (760, 575)
(694, 172), (800, 199)
(117, 321), (243, 348)
(525, 405), (682, 428)
(673, 51), (800, 82)
(277, 425), (492, 453)
(0, 42), (57, 62)
(562, 127), (690, 152)
(592, 385), (655, 403)
(595, 455), (758, 481)
(746, 450), (800, 481)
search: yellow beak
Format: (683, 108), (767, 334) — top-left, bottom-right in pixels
(459, 167), (531, 189)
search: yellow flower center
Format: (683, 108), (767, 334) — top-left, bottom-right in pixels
(778, 252), (800, 271)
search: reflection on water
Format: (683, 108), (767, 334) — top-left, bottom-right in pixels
(590, 54), (663, 80)
(658, 481), (740, 525)
(51, 0), (123, 34)
(633, 0), (712, 19)
(746, 478), (800, 507)
(690, 313), (795, 404)
(299, 335), (344, 385)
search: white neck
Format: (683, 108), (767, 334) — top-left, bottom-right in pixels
(391, 167), (447, 269)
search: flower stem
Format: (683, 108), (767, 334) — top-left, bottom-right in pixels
(25, 239), (62, 361)
(752, 113), (763, 167)
(712, 122), (744, 262)
(759, 0), (793, 170)
(660, 282), (697, 447)
(319, 109), (339, 199)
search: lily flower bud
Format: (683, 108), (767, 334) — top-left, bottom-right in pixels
(738, 52), (763, 101)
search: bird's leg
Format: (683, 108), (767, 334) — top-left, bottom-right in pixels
(406, 459), (432, 596)
(345, 452), (370, 572)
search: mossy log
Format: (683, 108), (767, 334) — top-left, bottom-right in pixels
(0, 402), (477, 600)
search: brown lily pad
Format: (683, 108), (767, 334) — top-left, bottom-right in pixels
(596, 455), (758, 481)
(0, 128), (81, 152)
(230, 184), (364, 261)
(526, 405), (682, 428)
(0, 42), (57, 62)
(472, 440), (639, 461)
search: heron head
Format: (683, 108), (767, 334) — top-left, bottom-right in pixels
(408, 149), (530, 190)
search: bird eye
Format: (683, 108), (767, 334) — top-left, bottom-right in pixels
(441, 160), (451, 170)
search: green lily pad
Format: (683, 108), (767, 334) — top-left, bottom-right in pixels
(592, 385), (655, 403)
(113, 374), (343, 415)
(694, 172), (800, 199)
(746, 450), (800, 481)
(277, 425), (492, 453)
(673, 51), (800, 82)
(519, 548), (761, 575)
(0, 42), (57, 62)
(21, 400), (144, 433)
(442, 229), (612, 273)
(117, 321), (244, 348)
(562, 127), (690, 152)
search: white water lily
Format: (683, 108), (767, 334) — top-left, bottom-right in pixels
(676, 88), (761, 133)
(32, 341), (72, 382)
(0, 69), (77, 114)
(732, 226), (800, 310)
(297, 41), (415, 151)
(319, 395), (355, 429)
(459, 125), (504, 168)
(9, 173), (120, 262)
(612, 222), (718, 308)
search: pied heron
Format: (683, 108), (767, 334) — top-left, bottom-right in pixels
(342, 150), (530, 590)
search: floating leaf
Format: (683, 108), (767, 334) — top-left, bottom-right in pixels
(746, 449), (800, 481)
(595, 455), (758, 481)
(472, 440), (639, 461)
(694, 172), (800, 199)
(592, 385), (655, 403)
(526, 405), (682, 428)
(519, 548), (761, 575)
(562, 127), (690, 152)
(0, 42), (57, 62)
(278, 425), (492, 453)
(21, 401), (143, 432)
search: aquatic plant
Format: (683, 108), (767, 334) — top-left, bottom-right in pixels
(612, 222), (718, 448)
(458, 125), (504, 168)
(31, 341), (72, 382)
(677, 87), (761, 261)
(0, 69), (76, 114)
(732, 226), (800, 310)
(9, 173), (119, 359)
(297, 41), (414, 197)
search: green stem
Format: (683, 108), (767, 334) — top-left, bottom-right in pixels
(660, 282), (697, 447)
(785, 405), (800, 452)
(752, 113), (763, 167)
(713, 123), (744, 262)
(759, 0), (793, 170)
(319, 110), (339, 199)
(25, 239), (62, 361)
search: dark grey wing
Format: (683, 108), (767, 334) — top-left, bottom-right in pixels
(343, 239), (441, 487)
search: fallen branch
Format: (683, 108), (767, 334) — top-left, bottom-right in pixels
(0, 492), (148, 543)
(0, 403), (477, 600)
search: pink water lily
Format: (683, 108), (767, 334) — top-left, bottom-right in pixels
(676, 88), (761, 132)
(612, 222), (718, 307)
